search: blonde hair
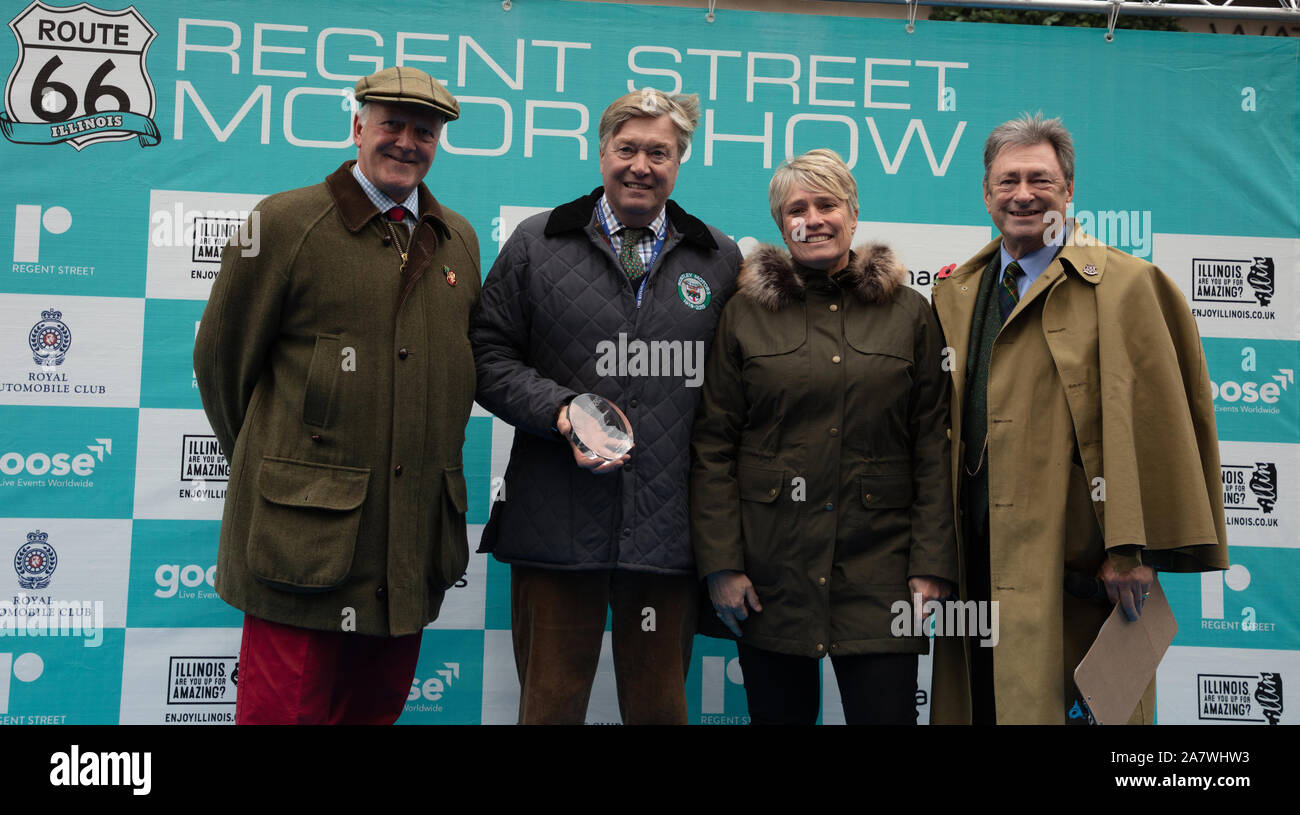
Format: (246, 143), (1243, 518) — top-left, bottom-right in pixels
(598, 89), (701, 158)
(768, 149), (859, 227)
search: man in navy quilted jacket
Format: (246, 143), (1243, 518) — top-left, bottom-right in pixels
(471, 89), (741, 724)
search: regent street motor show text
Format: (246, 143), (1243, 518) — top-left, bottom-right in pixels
(172, 20), (969, 174)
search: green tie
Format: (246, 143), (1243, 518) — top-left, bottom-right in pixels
(998, 260), (1024, 324)
(618, 227), (649, 281)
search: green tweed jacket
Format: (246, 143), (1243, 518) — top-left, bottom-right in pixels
(194, 161), (480, 636)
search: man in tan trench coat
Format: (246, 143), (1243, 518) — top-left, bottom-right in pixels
(194, 67), (479, 724)
(930, 113), (1228, 725)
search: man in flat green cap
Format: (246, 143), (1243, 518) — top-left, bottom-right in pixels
(195, 66), (480, 724)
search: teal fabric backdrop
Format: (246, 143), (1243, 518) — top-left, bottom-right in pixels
(0, 0), (1295, 724)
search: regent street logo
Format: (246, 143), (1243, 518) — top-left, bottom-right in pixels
(1, 2), (160, 150)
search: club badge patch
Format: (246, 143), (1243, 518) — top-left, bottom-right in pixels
(676, 273), (710, 311)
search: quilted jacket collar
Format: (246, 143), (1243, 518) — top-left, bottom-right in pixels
(544, 186), (718, 250)
(738, 243), (907, 311)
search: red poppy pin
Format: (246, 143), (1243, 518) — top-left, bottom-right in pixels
(937, 263), (956, 279)
(443, 265), (457, 286)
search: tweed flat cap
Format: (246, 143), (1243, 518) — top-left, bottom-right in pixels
(354, 66), (460, 121)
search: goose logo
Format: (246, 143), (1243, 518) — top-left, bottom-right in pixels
(1209, 369), (1292, 405)
(13, 529), (56, 590)
(1, 2), (160, 150)
(0, 438), (110, 477)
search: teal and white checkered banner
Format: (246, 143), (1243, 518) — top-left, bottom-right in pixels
(0, 0), (1296, 724)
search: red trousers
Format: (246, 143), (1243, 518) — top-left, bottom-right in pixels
(235, 614), (422, 725)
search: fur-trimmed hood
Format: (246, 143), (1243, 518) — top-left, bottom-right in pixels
(737, 243), (907, 310)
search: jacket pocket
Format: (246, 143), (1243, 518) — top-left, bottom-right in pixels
(844, 314), (913, 361)
(737, 464), (786, 587)
(302, 333), (341, 428)
(247, 457), (370, 592)
(433, 466), (470, 590)
(859, 473), (913, 509)
(738, 464), (784, 503)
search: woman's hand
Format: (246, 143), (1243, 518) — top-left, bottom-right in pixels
(908, 575), (953, 625)
(707, 570), (763, 637)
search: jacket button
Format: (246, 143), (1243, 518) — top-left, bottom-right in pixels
(946, 428), (951, 440)
(394, 464), (403, 476)
(629, 399), (638, 408)
(818, 576), (827, 586)
(864, 493), (873, 502)
(375, 585), (387, 600)
(829, 427), (839, 437)
(398, 347), (409, 360)
(382, 236), (392, 246)
(829, 304), (838, 312)
(824, 502), (834, 511)
(310, 434), (321, 442)
(622, 527), (631, 537)
(830, 643), (839, 651)
(831, 355), (841, 364)
(816, 643), (825, 653)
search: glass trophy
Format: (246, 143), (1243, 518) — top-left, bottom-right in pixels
(565, 393), (633, 461)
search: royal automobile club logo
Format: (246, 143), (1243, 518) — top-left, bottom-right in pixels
(1, 2), (160, 150)
(1198, 672), (1283, 724)
(1221, 463), (1279, 527)
(1191, 257), (1276, 308)
(7, 307), (111, 397)
(28, 308), (70, 366)
(13, 529), (56, 590)
(677, 273), (711, 311)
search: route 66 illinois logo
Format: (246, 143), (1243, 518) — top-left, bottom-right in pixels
(1, 2), (160, 150)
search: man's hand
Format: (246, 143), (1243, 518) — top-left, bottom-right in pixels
(706, 570), (762, 637)
(1099, 558), (1155, 622)
(908, 575), (953, 625)
(557, 403), (630, 474)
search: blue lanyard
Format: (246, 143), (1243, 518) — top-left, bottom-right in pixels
(596, 206), (667, 309)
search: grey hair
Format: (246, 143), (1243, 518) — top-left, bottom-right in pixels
(597, 89), (701, 159)
(767, 148), (859, 228)
(983, 112), (1075, 183)
(355, 101), (444, 127)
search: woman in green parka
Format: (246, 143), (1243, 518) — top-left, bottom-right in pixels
(690, 149), (957, 724)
